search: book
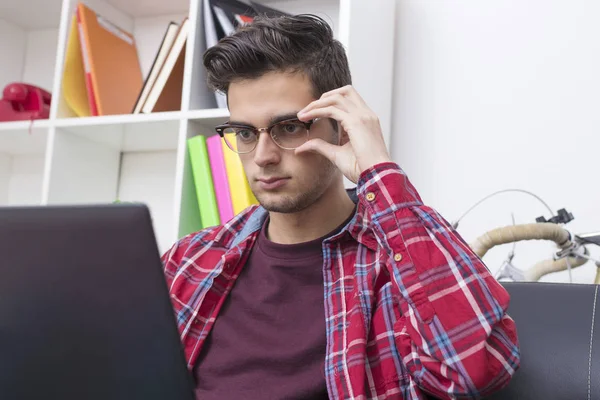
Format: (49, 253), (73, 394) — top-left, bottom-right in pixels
(249, 1), (289, 17)
(213, 0), (256, 28)
(76, 2), (143, 116)
(203, 0), (227, 109)
(75, 8), (98, 116)
(213, 0), (256, 21)
(206, 135), (234, 223)
(63, 14), (91, 117)
(188, 135), (221, 228)
(212, 5), (235, 36)
(141, 18), (190, 113)
(132, 21), (179, 114)
(220, 138), (258, 215)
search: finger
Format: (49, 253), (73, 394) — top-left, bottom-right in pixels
(299, 93), (354, 117)
(297, 104), (347, 123)
(320, 85), (351, 98)
(294, 138), (339, 162)
(321, 85), (367, 107)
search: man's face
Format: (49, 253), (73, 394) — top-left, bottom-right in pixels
(227, 71), (339, 214)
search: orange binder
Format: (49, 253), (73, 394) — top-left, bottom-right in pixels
(76, 2), (143, 116)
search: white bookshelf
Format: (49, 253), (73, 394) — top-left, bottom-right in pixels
(0, 0), (396, 254)
(0, 3), (57, 209)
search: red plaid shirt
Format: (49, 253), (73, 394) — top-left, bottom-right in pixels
(162, 162), (520, 399)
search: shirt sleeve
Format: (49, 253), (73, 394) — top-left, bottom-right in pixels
(356, 162), (520, 399)
(160, 236), (188, 290)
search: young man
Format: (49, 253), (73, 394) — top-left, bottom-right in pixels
(162, 14), (520, 400)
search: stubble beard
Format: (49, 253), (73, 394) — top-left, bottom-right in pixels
(253, 158), (338, 214)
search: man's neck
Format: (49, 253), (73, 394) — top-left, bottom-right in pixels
(266, 183), (356, 245)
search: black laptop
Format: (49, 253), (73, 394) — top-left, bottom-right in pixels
(0, 204), (195, 400)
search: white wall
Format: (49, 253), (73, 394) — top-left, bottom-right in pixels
(117, 150), (177, 255)
(7, 155), (44, 205)
(22, 29), (58, 92)
(391, 0), (600, 284)
(0, 19), (26, 89)
(0, 20), (56, 91)
(0, 154), (10, 204)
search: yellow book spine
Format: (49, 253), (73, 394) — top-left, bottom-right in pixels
(221, 139), (258, 215)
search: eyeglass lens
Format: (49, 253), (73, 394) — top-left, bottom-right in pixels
(222, 120), (310, 153)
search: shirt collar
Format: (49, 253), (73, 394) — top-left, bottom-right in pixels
(228, 187), (379, 252)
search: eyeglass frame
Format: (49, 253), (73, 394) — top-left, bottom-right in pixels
(215, 117), (320, 154)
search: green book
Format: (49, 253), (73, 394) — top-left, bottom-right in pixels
(187, 135), (220, 228)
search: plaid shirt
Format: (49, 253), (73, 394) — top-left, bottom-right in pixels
(162, 162), (520, 399)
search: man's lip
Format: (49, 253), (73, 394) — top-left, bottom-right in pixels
(257, 177), (289, 183)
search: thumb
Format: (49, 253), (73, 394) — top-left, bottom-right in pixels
(294, 138), (339, 162)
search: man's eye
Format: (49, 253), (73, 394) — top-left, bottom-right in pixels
(280, 123), (302, 134)
(236, 129), (254, 140)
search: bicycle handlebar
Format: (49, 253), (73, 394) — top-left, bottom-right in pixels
(525, 254), (588, 281)
(469, 222), (589, 281)
(469, 222), (572, 258)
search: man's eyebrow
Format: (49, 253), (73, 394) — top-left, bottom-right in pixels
(227, 112), (302, 128)
(226, 119), (254, 127)
(268, 112), (301, 126)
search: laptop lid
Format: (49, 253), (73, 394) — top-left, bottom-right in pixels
(0, 204), (195, 400)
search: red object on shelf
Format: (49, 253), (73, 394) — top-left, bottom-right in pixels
(0, 83), (51, 122)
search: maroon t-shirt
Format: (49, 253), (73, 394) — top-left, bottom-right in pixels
(193, 212), (354, 399)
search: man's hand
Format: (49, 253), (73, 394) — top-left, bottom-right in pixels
(295, 85), (392, 184)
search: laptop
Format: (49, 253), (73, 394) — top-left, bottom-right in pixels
(0, 204), (196, 400)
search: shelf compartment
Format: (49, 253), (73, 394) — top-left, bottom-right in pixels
(0, 123), (49, 206)
(54, 113), (181, 152)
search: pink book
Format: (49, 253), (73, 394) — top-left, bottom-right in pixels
(206, 135), (234, 223)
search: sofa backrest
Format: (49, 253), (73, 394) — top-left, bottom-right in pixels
(487, 281), (600, 399)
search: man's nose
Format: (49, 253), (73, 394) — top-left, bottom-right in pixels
(253, 131), (281, 167)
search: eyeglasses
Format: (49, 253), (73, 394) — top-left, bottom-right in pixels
(215, 118), (319, 154)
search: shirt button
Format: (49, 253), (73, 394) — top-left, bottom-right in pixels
(394, 253), (403, 262)
(366, 192), (376, 201)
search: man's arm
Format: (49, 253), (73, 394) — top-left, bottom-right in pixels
(358, 162), (520, 399)
(295, 85), (520, 398)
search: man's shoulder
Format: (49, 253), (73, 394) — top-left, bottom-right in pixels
(165, 224), (224, 258)
(161, 204), (263, 268)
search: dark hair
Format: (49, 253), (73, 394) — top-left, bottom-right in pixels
(203, 14), (352, 99)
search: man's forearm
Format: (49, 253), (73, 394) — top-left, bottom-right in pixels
(356, 162), (521, 398)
